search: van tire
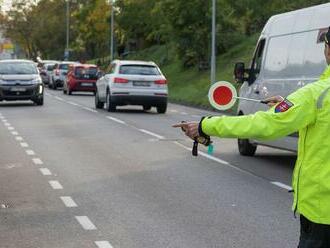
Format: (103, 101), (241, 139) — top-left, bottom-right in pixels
(157, 103), (167, 114)
(238, 138), (257, 156)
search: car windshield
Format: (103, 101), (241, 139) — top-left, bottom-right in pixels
(119, 65), (160, 75)
(59, 64), (69, 70)
(74, 67), (98, 79)
(0, 62), (38, 75)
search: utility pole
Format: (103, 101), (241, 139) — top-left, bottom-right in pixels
(65, 0), (70, 61)
(210, 0), (216, 84)
(110, 0), (114, 62)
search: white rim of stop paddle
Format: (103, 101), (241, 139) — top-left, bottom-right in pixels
(208, 81), (237, 111)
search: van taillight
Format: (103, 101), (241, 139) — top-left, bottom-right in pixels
(114, 77), (129, 83)
(155, 79), (167, 85)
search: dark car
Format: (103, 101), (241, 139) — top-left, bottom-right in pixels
(63, 64), (98, 95)
(0, 59), (44, 105)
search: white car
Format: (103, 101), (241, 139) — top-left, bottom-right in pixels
(95, 60), (168, 113)
(49, 61), (79, 89)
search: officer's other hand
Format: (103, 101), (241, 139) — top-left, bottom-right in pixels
(172, 122), (199, 140)
(263, 95), (284, 107)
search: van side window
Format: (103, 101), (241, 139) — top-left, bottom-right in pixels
(249, 39), (266, 83)
(264, 36), (290, 79)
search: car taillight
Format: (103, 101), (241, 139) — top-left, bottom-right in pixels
(114, 77), (129, 83)
(155, 79), (167, 85)
(55, 69), (60, 76)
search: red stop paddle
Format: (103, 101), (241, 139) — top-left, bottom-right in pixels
(208, 81), (267, 110)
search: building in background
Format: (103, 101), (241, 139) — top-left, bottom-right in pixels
(0, 28), (17, 60)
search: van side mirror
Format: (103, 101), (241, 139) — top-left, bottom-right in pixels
(234, 62), (246, 84)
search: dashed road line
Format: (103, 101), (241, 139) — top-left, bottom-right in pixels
(32, 158), (43, 165)
(75, 216), (97, 230)
(271, 181), (292, 191)
(8, 127), (14, 130)
(95, 241), (113, 248)
(4, 123), (10, 126)
(139, 129), (164, 140)
(26, 150), (35, 156)
(68, 101), (79, 106)
(11, 131), (18, 135)
(170, 109), (178, 113)
(40, 168), (52, 176)
(181, 112), (188, 115)
(83, 107), (98, 113)
(15, 136), (23, 141)
(192, 114), (202, 118)
(49, 180), (63, 190)
(106, 116), (126, 125)
(60, 196), (78, 208)
(20, 142), (29, 148)
(55, 96), (64, 101)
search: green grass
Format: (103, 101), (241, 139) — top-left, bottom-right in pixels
(91, 34), (259, 113)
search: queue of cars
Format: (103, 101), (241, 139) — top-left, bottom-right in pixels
(0, 58), (168, 113)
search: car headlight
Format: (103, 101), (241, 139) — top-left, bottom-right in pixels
(32, 78), (42, 84)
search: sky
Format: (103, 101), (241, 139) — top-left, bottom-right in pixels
(1, 0), (13, 12)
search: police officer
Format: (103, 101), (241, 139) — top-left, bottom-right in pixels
(174, 27), (330, 248)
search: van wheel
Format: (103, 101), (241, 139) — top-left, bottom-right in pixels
(238, 138), (257, 156)
(106, 91), (116, 112)
(143, 105), (151, 111)
(95, 91), (104, 109)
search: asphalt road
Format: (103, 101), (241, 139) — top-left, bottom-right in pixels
(0, 88), (298, 248)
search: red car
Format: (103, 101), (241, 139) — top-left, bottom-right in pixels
(63, 64), (98, 95)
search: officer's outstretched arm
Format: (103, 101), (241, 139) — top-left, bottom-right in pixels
(201, 85), (317, 140)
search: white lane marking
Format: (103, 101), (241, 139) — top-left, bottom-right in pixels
(170, 109), (178, 113)
(20, 142), (29, 147)
(181, 112), (188, 115)
(60, 196), (78, 208)
(106, 116), (126, 125)
(32, 158), (43, 165)
(271, 182), (292, 191)
(55, 96), (64, 101)
(11, 131), (18, 136)
(8, 127), (14, 130)
(4, 123), (10, 126)
(95, 241), (113, 248)
(83, 107), (98, 113)
(40, 168), (52, 176)
(173, 141), (253, 176)
(49, 180), (63, 190)
(68, 101), (79, 106)
(139, 129), (165, 140)
(75, 216), (97, 230)
(26, 150), (35, 156)
(192, 115), (201, 118)
(15, 136), (23, 141)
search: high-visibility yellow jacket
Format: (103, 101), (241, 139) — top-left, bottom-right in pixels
(201, 65), (330, 224)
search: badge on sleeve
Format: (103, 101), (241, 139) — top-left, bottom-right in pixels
(275, 99), (294, 113)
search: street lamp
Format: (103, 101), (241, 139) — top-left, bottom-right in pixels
(110, 0), (114, 62)
(65, 0), (70, 60)
(210, 0), (216, 84)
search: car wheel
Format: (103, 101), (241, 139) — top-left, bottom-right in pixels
(53, 83), (57, 90)
(143, 105), (151, 111)
(95, 91), (104, 109)
(68, 89), (72, 95)
(63, 88), (67, 94)
(156, 103), (167, 114)
(34, 97), (44, 106)
(238, 138), (257, 156)
(106, 91), (116, 112)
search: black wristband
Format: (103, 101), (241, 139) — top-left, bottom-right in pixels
(198, 116), (209, 138)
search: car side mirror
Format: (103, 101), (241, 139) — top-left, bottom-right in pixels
(97, 71), (104, 79)
(234, 62), (246, 84)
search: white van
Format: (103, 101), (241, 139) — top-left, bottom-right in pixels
(234, 3), (330, 156)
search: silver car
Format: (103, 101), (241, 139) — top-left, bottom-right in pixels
(0, 59), (44, 105)
(95, 60), (168, 113)
(49, 61), (79, 89)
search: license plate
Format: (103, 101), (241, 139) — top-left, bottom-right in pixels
(10, 87), (26, 92)
(133, 81), (150, 87)
(81, 83), (93, 87)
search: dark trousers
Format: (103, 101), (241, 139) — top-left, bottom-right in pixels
(298, 215), (330, 248)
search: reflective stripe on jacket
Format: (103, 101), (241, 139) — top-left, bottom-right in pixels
(201, 66), (330, 224)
